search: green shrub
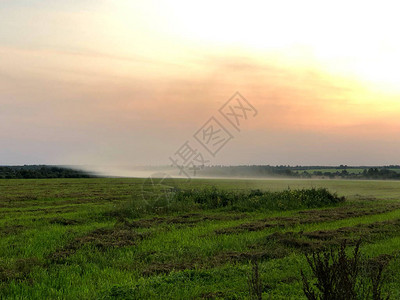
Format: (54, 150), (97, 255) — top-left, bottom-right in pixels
(301, 240), (391, 300)
(171, 186), (343, 212)
(248, 259), (263, 300)
(114, 186), (345, 218)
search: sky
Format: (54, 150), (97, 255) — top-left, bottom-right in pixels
(1, 0), (400, 171)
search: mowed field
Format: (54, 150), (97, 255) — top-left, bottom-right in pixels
(1, 178), (400, 299)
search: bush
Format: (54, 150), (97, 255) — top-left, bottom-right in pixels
(115, 186), (345, 218)
(248, 259), (263, 300)
(301, 240), (391, 300)
(171, 186), (343, 211)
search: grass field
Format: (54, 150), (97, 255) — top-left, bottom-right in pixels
(1, 178), (400, 299)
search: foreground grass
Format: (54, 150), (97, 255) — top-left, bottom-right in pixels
(1, 178), (400, 299)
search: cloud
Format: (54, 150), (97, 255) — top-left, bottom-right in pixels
(1, 41), (400, 166)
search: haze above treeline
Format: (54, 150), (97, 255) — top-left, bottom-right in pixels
(2, 165), (400, 180)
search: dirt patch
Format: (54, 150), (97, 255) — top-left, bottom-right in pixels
(215, 204), (400, 235)
(215, 221), (278, 235)
(0, 225), (25, 236)
(49, 217), (80, 226)
(263, 219), (400, 251)
(267, 232), (323, 251)
(77, 228), (147, 249)
(304, 219), (400, 243)
(0, 197), (106, 209)
(295, 203), (400, 223)
(125, 213), (248, 229)
(126, 216), (199, 228)
(142, 246), (289, 276)
(0, 257), (41, 283)
(5, 206), (78, 214)
(0, 195), (38, 203)
(212, 247), (289, 264)
(142, 262), (194, 276)
(48, 228), (149, 263)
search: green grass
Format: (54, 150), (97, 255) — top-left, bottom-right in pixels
(1, 178), (400, 299)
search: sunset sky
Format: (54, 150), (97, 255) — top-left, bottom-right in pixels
(1, 1), (400, 170)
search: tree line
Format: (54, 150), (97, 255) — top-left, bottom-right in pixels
(0, 165), (95, 179)
(198, 165), (400, 180)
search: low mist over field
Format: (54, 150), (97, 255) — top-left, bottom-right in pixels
(78, 164), (400, 180)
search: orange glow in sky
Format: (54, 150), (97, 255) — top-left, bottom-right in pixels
(1, 0), (400, 166)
